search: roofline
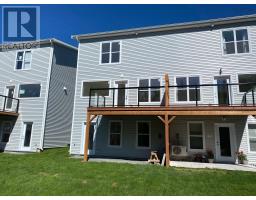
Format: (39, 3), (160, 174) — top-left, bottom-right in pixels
(0, 38), (77, 51)
(72, 14), (256, 41)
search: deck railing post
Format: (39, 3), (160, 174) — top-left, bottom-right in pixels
(138, 88), (140, 107)
(245, 93), (247, 106)
(16, 99), (20, 113)
(252, 89), (255, 106)
(195, 85), (198, 106)
(89, 89), (92, 107)
(97, 94), (99, 107)
(3, 96), (6, 111)
(103, 96), (106, 107)
(112, 88), (115, 107)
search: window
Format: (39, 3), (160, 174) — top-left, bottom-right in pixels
(188, 122), (204, 150)
(101, 42), (121, 64)
(176, 76), (200, 102)
(23, 122), (33, 147)
(19, 84), (41, 98)
(82, 81), (109, 97)
(109, 121), (122, 146)
(238, 74), (256, 92)
(222, 29), (250, 55)
(138, 78), (160, 103)
(248, 124), (256, 152)
(137, 121), (150, 148)
(15, 51), (32, 70)
(1, 122), (13, 143)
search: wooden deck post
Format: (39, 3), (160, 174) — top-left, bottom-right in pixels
(84, 112), (91, 161)
(164, 114), (170, 167)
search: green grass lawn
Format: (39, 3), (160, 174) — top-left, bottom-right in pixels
(1, 148), (256, 195)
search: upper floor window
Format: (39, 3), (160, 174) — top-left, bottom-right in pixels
(176, 76), (200, 102)
(16, 51), (32, 70)
(222, 29), (250, 55)
(238, 74), (256, 92)
(101, 41), (120, 64)
(138, 78), (160, 103)
(18, 84), (41, 98)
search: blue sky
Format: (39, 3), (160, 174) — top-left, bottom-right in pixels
(1, 4), (256, 46)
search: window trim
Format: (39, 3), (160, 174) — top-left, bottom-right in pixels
(220, 27), (251, 56)
(174, 75), (202, 104)
(247, 122), (256, 154)
(99, 41), (122, 65)
(136, 120), (151, 149)
(137, 77), (162, 105)
(187, 121), (206, 152)
(14, 50), (33, 71)
(236, 73), (256, 94)
(21, 121), (33, 150)
(108, 120), (123, 148)
(80, 80), (111, 99)
(18, 83), (42, 99)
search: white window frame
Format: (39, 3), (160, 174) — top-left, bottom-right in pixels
(14, 50), (32, 70)
(137, 77), (162, 105)
(108, 120), (122, 148)
(136, 121), (151, 149)
(247, 123), (256, 153)
(174, 75), (202, 103)
(80, 80), (111, 99)
(18, 83), (42, 99)
(221, 27), (251, 56)
(187, 121), (205, 152)
(99, 41), (122, 65)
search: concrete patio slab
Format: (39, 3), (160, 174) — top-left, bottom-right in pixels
(170, 161), (256, 172)
(89, 158), (148, 165)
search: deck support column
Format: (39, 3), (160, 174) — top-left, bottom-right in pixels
(164, 114), (170, 167)
(83, 112), (91, 161)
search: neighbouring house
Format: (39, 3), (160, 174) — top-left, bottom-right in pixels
(0, 39), (77, 152)
(70, 14), (256, 166)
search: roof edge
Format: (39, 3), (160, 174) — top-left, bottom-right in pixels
(0, 38), (78, 51)
(72, 14), (256, 41)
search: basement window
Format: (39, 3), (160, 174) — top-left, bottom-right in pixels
(82, 81), (110, 97)
(248, 124), (256, 152)
(188, 122), (204, 150)
(109, 121), (122, 147)
(137, 121), (151, 148)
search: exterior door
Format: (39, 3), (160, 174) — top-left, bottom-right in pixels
(20, 122), (33, 151)
(80, 122), (96, 155)
(114, 81), (128, 107)
(215, 123), (236, 163)
(0, 121), (13, 144)
(5, 86), (15, 111)
(214, 77), (231, 105)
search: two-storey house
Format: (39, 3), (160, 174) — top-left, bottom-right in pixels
(0, 39), (77, 152)
(70, 15), (256, 166)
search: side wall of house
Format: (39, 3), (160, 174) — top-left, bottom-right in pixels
(43, 45), (77, 148)
(0, 47), (52, 152)
(70, 22), (256, 162)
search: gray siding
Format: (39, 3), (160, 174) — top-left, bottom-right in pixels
(43, 44), (77, 148)
(0, 47), (52, 152)
(71, 22), (256, 163)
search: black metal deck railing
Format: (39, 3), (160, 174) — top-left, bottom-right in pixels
(0, 94), (20, 113)
(88, 82), (256, 108)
